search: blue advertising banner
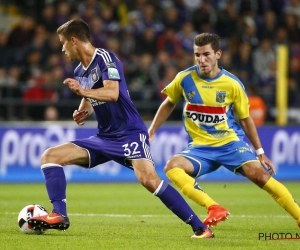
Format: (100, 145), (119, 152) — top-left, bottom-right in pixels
(0, 123), (299, 182)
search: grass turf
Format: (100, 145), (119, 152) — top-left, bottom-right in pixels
(0, 182), (299, 250)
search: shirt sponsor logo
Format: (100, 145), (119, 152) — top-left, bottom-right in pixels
(86, 97), (106, 107)
(185, 104), (226, 126)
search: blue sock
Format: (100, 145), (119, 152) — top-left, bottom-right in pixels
(154, 181), (206, 231)
(42, 166), (67, 217)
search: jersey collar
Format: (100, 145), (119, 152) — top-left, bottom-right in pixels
(82, 48), (97, 71)
(196, 66), (224, 82)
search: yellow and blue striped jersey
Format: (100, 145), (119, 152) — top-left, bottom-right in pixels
(162, 66), (250, 146)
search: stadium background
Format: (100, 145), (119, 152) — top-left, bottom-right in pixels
(0, 0), (299, 182)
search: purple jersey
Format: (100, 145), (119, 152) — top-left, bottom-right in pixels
(74, 48), (147, 137)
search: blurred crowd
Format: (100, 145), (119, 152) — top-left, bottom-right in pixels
(0, 0), (299, 124)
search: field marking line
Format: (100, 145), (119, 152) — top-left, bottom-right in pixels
(4, 212), (291, 218)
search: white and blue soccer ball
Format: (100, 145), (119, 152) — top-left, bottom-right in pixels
(18, 204), (48, 234)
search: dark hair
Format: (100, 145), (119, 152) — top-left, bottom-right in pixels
(194, 33), (220, 52)
(57, 19), (90, 42)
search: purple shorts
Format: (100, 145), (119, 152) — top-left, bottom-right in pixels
(71, 132), (153, 169)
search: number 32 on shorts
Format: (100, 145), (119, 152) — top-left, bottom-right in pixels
(122, 142), (141, 156)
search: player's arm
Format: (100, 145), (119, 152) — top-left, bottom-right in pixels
(64, 78), (119, 102)
(148, 97), (176, 142)
(239, 116), (276, 175)
(239, 116), (262, 150)
(73, 98), (93, 126)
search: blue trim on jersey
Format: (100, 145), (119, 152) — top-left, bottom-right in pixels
(233, 122), (245, 140)
(181, 74), (204, 104)
(222, 69), (247, 94)
(182, 99), (194, 144)
(226, 104), (235, 127)
(195, 66), (247, 96)
(226, 104), (245, 140)
(225, 104), (245, 140)
(200, 124), (217, 132)
(182, 99), (189, 141)
(181, 66), (209, 135)
(180, 65), (197, 74)
(196, 66), (224, 81)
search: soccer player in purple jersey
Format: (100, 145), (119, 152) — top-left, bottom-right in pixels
(148, 33), (300, 228)
(28, 19), (213, 238)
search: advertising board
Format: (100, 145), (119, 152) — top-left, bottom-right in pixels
(0, 123), (299, 182)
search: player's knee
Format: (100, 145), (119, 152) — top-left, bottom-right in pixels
(247, 169), (270, 188)
(256, 173), (271, 188)
(138, 175), (160, 193)
(163, 159), (177, 173)
(41, 147), (60, 165)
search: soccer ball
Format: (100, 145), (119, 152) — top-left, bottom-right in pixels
(18, 204), (48, 234)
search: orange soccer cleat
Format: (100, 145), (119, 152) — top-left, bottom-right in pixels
(191, 227), (214, 238)
(28, 212), (70, 231)
(203, 205), (230, 227)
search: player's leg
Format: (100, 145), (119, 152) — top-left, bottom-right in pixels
(28, 142), (89, 230)
(242, 162), (300, 227)
(131, 159), (214, 238)
(41, 142), (89, 215)
(165, 155), (217, 208)
(220, 140), (300, 227)
(164, 155), (229, 227)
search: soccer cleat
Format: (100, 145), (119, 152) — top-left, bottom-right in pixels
(28, 212), (70, 231)
(191, 227), (214, 238)
(203, 204), (230, 227)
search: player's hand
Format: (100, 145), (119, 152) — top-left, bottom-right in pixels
(63, 78), (84, 96)
(148, 128), (155, 142)
(258, 154), (276, 175)
(73, 110), (89, 126)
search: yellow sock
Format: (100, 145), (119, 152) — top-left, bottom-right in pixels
(166, 167), (217, 209)
(263, 177), (300, 222)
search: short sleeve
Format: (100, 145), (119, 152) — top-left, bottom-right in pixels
(98, 51), (121, 81)
(233, 83), (250, 119)
(161, 74), (183, 104)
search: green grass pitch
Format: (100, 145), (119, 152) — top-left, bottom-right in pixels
(0, 182), (299, 250)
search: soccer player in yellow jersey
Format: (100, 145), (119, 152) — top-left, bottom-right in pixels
(148, 33), (300, 229)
